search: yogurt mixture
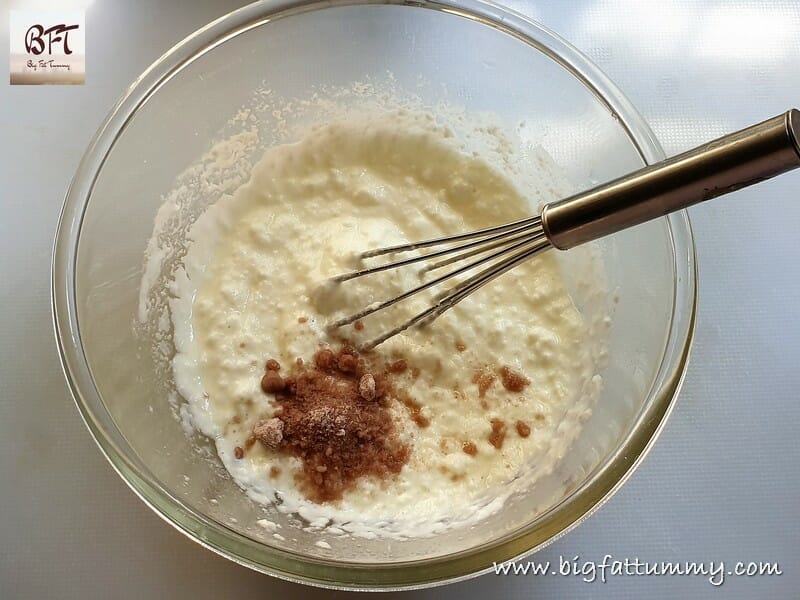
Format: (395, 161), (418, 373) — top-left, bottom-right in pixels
(169, 113), (607, 538)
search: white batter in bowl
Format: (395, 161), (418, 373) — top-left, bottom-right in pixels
(168, 112), (610, 539)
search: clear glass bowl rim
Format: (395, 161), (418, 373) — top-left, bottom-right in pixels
(51, 0), (697, 590)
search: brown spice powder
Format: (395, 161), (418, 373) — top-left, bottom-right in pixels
(255, 347), (410, 503)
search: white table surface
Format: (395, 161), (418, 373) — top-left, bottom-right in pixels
(1, 1), (798, 598)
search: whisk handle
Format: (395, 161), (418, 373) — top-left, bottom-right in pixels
(541, 109), (800, 250)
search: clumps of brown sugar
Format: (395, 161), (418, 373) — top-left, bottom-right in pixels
(261, 371), (286, 394)
(253, 417), (284, 447)
(472, 367), (496, 398)
(397, 395), (430, 428)
(489, 418), (507, 449)
(358, 373), (376, 401)
(253, 347), (410, 503)
(387, 359), (408, 374)
(499, 366), (530, 392)
(472, 365), (530, 400)
(462, 441), (478, 456)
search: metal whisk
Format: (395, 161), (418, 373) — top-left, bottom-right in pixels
(331, 109), (800, 350)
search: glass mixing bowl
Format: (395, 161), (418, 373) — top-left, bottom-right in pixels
(52, 0), (696, 590)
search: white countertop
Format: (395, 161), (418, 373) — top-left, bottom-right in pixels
(1, 1), (798, 597)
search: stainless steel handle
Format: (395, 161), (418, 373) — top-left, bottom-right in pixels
(541, 109), (800, 250)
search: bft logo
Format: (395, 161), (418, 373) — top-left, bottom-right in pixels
(25, 23), (80, 56)
(10, 10), (85, 85)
